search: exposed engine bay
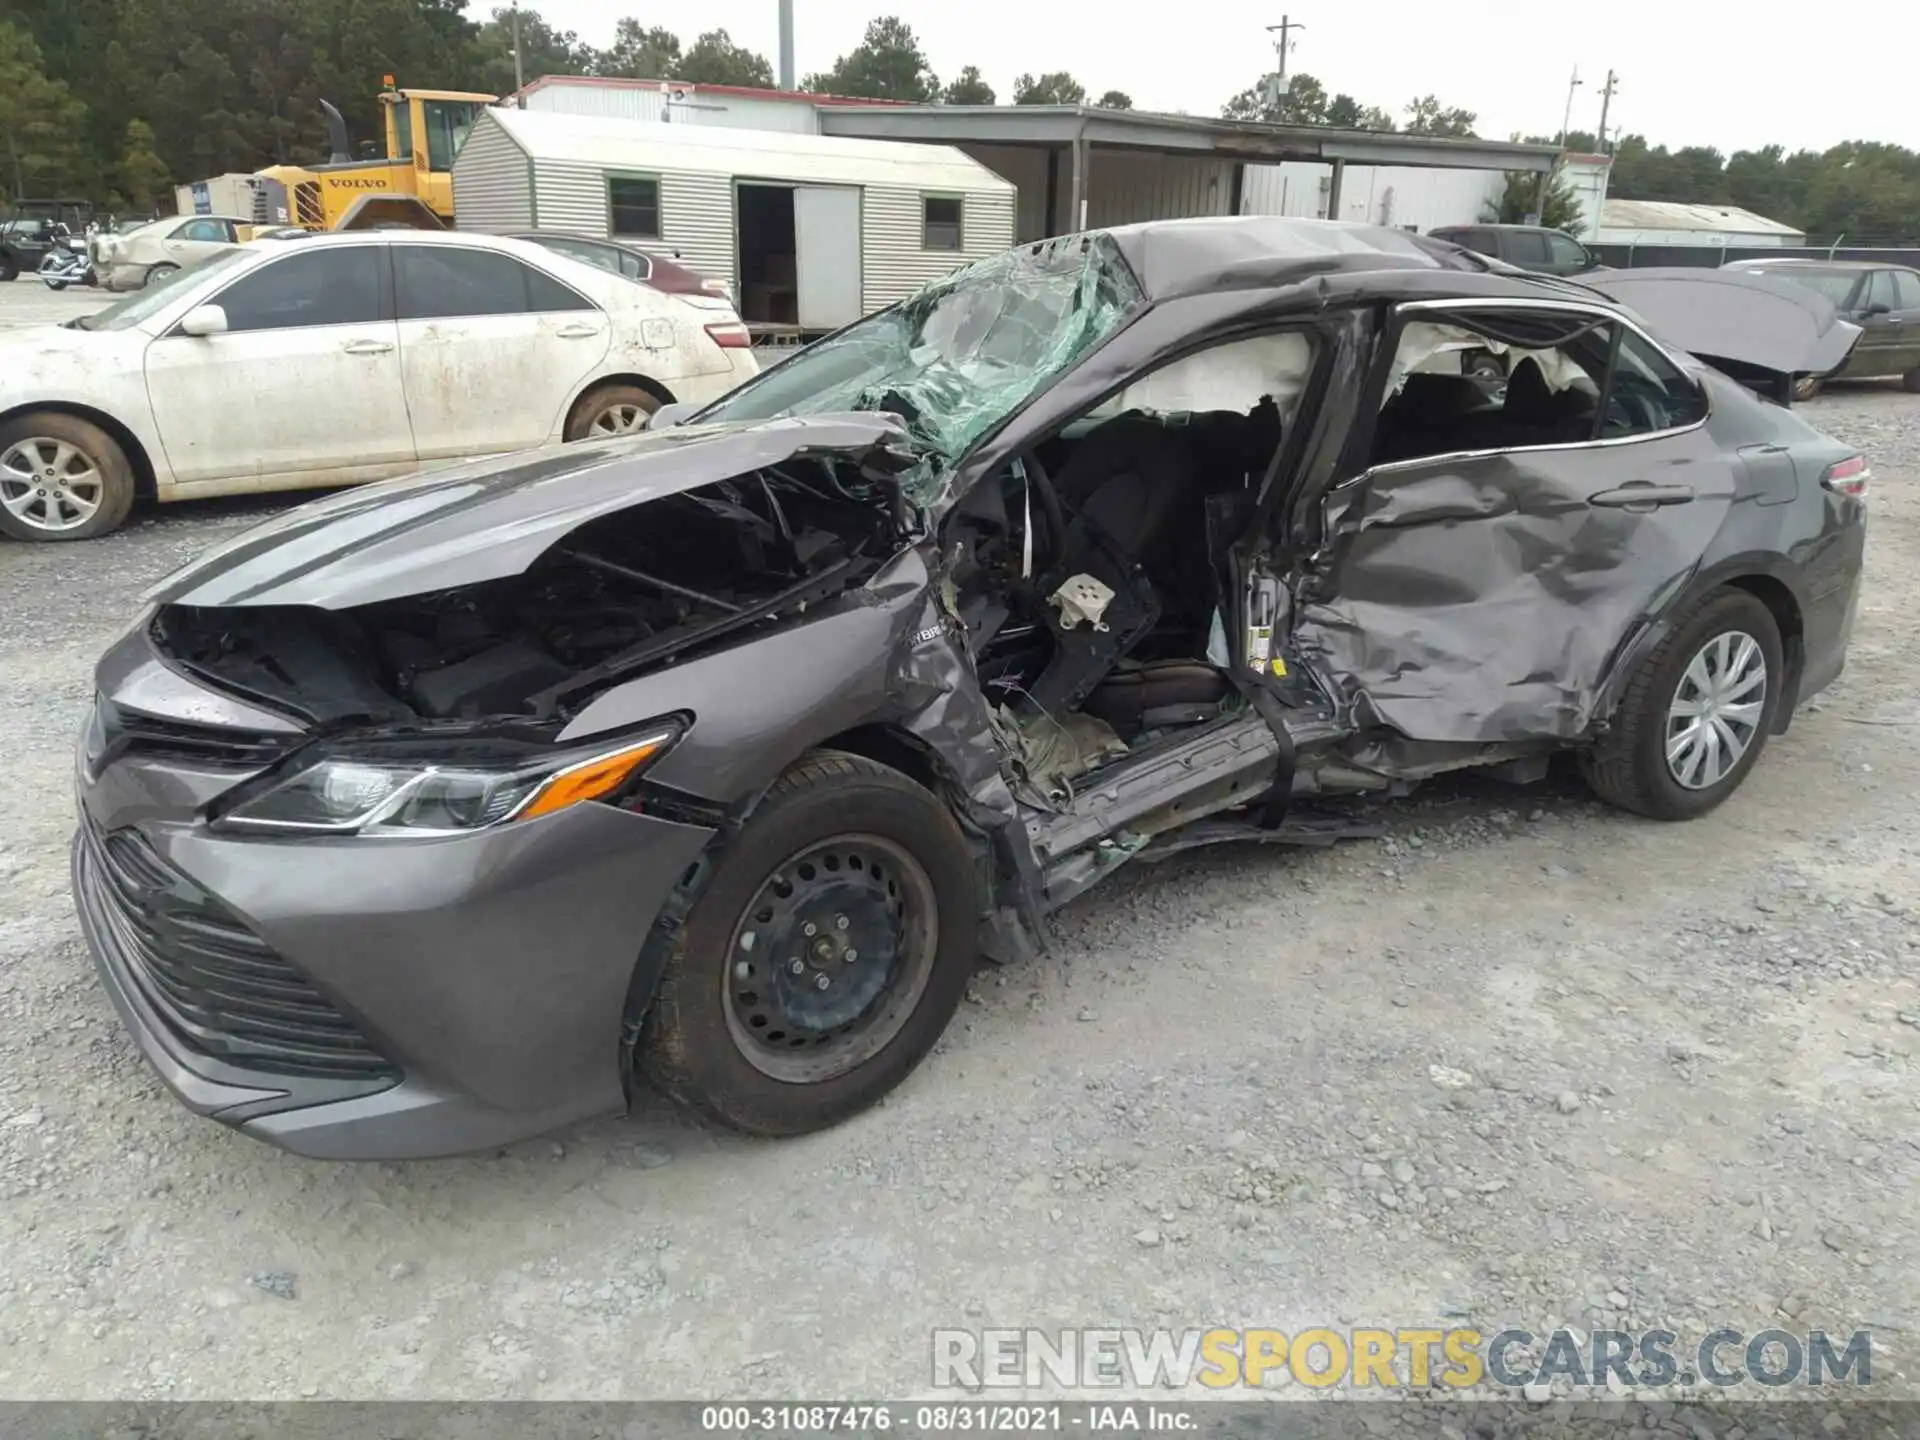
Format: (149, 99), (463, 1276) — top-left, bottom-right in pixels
(153, 456), (903, 729)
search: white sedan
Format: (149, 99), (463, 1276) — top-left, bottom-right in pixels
(0, 230), (759, 541)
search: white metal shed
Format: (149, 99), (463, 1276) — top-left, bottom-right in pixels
(453, 107), (1016, 332)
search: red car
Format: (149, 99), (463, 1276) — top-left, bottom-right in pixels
(512, 231), (731, 301)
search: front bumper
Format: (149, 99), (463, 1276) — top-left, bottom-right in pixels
(73, 740), (715, 1160)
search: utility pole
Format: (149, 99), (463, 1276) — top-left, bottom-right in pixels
(510, 0), (526, 98)
(778, 0), (796, 91)
(1559, 65), (1582, 147)
(1597, 69), (1619, 154)
(1265, 15), (1304, 107)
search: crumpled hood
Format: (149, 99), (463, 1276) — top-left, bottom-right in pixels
(1579, 267), (1862, 380)
(149, 413), (915, 610)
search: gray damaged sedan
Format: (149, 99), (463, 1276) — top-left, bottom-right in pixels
(72, 219), (1869, 1159)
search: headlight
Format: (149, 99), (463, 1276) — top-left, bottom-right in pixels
(212, 725), (681, 836)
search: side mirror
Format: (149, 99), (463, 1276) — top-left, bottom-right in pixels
(647, 402), (699, 430)
(180, 304), (228, 337)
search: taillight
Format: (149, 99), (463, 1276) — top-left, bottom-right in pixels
(1822, 455), (1870, 499)
(704, 322), (752, 350)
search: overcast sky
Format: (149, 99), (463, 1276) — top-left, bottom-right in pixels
(528, 0), (1916, 154)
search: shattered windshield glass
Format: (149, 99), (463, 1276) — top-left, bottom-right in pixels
(691, 233), (1146, 461)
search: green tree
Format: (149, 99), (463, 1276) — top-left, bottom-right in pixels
(117, 117), (170, 211)
(940, 66), (995, 105)
(0, 19), (91, 197)
(677, 29), (773, 88)
(1484, 169), (1583, 231)
(1095, 89), (1132, 110)
(1403, 94), (1476, 137)
(594, 19), (681, 80)
(1222, 71), (1327, 125)
(803, 16), (937, 102)
(471, 5), (591, 95)
(1013, 72), (1085, 106)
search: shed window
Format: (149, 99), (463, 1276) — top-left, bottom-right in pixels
(923, 196), (964, 251)
(608, 177), (661, 238)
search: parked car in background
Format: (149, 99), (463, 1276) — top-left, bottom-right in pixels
(1725, 259), (1920, 397)
(90, 215), (250, 291)
(512, 231), (733, 301)
(68, 218), (1867, 1157)
(1429, 223), (1603, 277)
(0, 229), (758, 540)
(0, 199), (98, 281)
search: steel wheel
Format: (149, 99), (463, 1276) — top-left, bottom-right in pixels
(588, 402), (650, 436)
(1665, 630), (1767, 791)
(722, 833), (940, 1084)
(0, 436), (107, 535)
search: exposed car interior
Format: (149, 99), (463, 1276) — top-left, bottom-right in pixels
(1369, 311), (1708, 468)
(946, 332), (1317, 797)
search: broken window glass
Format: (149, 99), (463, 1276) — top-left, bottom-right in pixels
(691, 234), (1147, 482)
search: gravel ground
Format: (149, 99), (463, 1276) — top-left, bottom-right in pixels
(1, 278), (1917, 1406)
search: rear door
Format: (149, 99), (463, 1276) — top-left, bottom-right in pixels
(143, 245), (414, 488)
(391, 242), (611, 459)
(1295, 302), (1736, 743)
(162, 218), (236, 268)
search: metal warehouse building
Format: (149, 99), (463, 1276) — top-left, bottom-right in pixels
(509, 77), (1561, 243)
(454, 106), (1015, 332)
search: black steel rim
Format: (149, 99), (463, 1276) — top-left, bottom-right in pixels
(722, 832), (939, 1083)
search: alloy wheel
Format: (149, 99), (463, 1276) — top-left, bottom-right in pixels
(588, 403), (650, 436)
(722, 833), (940, 1083)
(1665, 630), (1767, 790)
(0, 437), (106, 534)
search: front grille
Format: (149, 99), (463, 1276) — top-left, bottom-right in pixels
(108, 705), (301, 770)
(79, 820), (396, 1082)
(293, 182), (324, 228)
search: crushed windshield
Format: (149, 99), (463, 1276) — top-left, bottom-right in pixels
(692, 233), (1146, 484)
(73, 250), (250, 331)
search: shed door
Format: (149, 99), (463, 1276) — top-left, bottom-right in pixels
(793, 185), (862, 330)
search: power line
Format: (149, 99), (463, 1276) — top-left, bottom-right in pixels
(1597, 70), (1620, 153)
(1265, 15), (1304, 105)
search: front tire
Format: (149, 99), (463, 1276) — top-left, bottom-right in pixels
(0, 255), (17, 283)
(1582, 587), (1784, 820)
(1903, 368), (1920, 395)
(1794, 376), (1823, 402)
(639, 752), (979, 1136)
(564, 382), (661, 441)
(0, 413), (137, 542)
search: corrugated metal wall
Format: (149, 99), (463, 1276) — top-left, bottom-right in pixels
(861, 184), (1015, 311)
(523, 82), (821, 134)
(950, 146), (1237, 241)
(1086, 151), (1238, 231)
(525, 85), (666, 123)
(955, 144), (1051, 242)
(1240, 162), (1504, 232)
(532, 157), (736, 282)
(451, 117), (534, 231)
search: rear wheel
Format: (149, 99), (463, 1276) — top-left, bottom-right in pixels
(564, 383), (661, 441)
(141, 262), (178, 290)
(1581, 587), (1784, 820)
(639, 752), (979, 1136)
(0, 413), (137, 542)
(1903, 368), (1920, 395)
(0, 254), (16, 283)
(1794, 376), (1823, 401)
